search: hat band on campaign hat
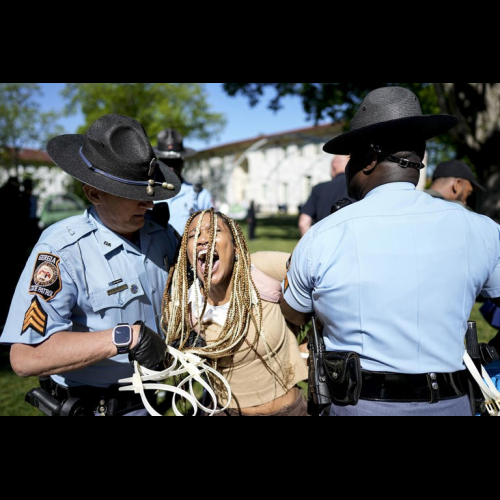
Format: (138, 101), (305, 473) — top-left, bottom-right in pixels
(79, 148), (176, 197)
(371, 145), (425, 170)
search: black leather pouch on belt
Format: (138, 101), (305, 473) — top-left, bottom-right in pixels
(323, 352), (362, 406)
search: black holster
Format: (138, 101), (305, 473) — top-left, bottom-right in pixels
(26, 377), (150, 417)
(25, 378), (89, 417)
(307, 319), (363, 414)
(307, 322), (332, 416)
(465, 321), (487, 416)
(323, 351), (362, 406)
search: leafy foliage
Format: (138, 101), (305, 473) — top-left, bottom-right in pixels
(0, 83), (62, 169)
(223, 83), (438, 124)
(62, 83), (226, 141)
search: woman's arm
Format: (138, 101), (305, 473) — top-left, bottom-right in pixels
(279, 295), (313, 327)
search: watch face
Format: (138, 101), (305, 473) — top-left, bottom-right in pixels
(114, 325), (132, 346)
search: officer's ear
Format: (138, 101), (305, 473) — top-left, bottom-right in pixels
(348, 147), (376, 174)
(83, 185), (103, 206)
(451, 178), (462, 196)
(362, 153), (379, 174)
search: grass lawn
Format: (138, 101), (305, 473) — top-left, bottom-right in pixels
(0, 215), (497, 416)
(238, 215), (301, 254)
(0, 347), (40, 416)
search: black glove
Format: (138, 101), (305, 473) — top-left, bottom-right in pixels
(129, 322), (167, 371)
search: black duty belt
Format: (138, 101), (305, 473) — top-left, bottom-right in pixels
(41, 378), (151, 416)
(360, 370), (469, 404)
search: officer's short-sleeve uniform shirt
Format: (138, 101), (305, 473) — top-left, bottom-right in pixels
(284, 183), (500, 374)
(167, 182), (213, 235)
(1, 208), (178, 388)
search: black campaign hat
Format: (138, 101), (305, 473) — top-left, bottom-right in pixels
(46, 114), (181, 202)
(433, 160), (486, 192)
(324, 87), (459, 155)
(155, 129), (197, 160)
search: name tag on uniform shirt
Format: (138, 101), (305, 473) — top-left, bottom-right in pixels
(107, 284), (129, 296)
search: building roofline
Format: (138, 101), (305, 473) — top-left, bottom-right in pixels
(1, 147), (54, 166)
(192, 122), (343, 157)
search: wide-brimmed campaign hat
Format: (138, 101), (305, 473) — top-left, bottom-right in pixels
(46, 114), (181, 202)
(434, 160), (486, 192)
(324, 87), (459, 155)
(155, 129), (197, 160)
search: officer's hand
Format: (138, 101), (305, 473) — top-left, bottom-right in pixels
(129, 322), (167, 371)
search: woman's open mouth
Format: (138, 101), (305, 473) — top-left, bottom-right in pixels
(198, 249), (220, 276)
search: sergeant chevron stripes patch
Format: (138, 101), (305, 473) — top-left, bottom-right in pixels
(22, 297), (48, 338)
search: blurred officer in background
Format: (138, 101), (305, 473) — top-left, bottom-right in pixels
(299, 155), (353, 236)
(426, 159), (485, 209)
(0, 177), (24, 327)
(155, 129), (213, 234)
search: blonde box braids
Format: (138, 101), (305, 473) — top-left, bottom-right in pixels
(162, 209), (287, 394)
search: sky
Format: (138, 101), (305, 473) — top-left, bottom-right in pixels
(37, 83), (326, 151)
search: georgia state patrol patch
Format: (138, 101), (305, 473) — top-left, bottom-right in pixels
(29, 253), (62, 302)
(22, 297), (48, 338)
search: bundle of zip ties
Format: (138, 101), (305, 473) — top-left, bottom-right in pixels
(119, 346), (232, 417)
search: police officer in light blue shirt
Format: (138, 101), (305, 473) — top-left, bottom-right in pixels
(281, 87), (500, 417)
(155, 129), (213, 235)
(1, 114), (182, 416)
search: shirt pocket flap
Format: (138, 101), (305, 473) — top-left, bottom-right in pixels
(89, 278), (144, 313)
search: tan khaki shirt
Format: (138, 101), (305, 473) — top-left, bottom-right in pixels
(203, 299), (308, 409)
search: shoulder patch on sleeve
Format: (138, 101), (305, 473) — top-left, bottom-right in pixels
(29, 253), (63, 302)
(22, 297), (48, 338)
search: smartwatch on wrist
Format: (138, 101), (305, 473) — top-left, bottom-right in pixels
(112, 323), (133, 354)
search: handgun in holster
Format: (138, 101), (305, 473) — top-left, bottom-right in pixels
(25, 377), (87, 417)
(307, 319), (332, 416)
(465, 321), (491, 417)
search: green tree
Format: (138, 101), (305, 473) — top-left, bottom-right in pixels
(0, 83), (61, 173)
(223, 83), (440, 122)
(62, 83), (226, 141)
(223, 83), (500, 221)
(433, 83), (500, 219)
